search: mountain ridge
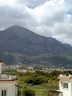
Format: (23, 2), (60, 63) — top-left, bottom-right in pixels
(0, 25), (72, 68)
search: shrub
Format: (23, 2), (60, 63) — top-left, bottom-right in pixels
(25, 78), (33, 84)
(32, 77), (43, 85)
(23, 89), (35, 96)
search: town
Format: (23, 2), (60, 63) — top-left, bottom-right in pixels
(4, 63), (72, 73)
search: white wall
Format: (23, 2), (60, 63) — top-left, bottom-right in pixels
(59, 80), (72, 96)
(0, 81), (18, 96)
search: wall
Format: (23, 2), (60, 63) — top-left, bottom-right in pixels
(59, 80), (72, 96)
(0, 81), (18, 96)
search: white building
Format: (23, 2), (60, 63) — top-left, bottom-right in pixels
(58, 74), (72, 96)
(0, 61), (20, 96)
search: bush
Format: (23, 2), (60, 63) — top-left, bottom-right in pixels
(25, 78), (33, 84)
(24, 75), (48, 85)
(32, 77), (43, 85)
(48, 84), (57, 89)
(23, 89), (35, 96)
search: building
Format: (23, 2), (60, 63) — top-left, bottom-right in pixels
(58, 74), (72, 96)
(0, 61), (20, 96)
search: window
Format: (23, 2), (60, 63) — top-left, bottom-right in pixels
(2, 90), (6, 96)
(63, 83), (68, 89)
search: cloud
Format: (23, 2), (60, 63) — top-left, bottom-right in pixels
(0, 0), (72, 45)
(15, 0), (47, 6)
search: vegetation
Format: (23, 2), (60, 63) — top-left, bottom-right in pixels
(17, 70), (60, 86)
(4, 69), (72, 96)
(23, 89), (35, 96)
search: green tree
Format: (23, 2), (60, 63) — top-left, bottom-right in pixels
(23, 89), (35, 96)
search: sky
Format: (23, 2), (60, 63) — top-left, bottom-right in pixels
(0, 0), (72, 45)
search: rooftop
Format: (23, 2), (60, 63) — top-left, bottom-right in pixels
(58, 74), (72, 80)
(0, 74), (17, 81)
(0, 61), (18, 81)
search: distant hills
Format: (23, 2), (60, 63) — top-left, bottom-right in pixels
(0, 25), (72, 68)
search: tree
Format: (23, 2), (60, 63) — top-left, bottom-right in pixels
(43, 84), (59, 96)
(23, 89), (35, 96)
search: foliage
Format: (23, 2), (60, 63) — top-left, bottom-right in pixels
(24, 75), (47, 85)
(5, 70), (72, 96)
(16, 70), (61, 86)
(48, 84), (57, 89)
(23, 89), (35, 96)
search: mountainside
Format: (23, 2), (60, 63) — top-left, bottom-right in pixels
(0, 25), (72, 68)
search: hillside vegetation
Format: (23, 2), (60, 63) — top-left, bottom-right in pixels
(5, 70), (72, 96)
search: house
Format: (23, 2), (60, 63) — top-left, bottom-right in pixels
(0, 61), (20, 96)
(58, 74), (72, 96)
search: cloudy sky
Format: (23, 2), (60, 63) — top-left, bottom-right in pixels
(0, 0), (72, 45)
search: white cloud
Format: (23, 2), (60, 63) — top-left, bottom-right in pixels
(0, 0), (15, 5)
(0, 0), (72, 45)
(15, 0), (47, 6)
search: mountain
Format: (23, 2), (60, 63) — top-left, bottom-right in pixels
(0, 25), (72, 68)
